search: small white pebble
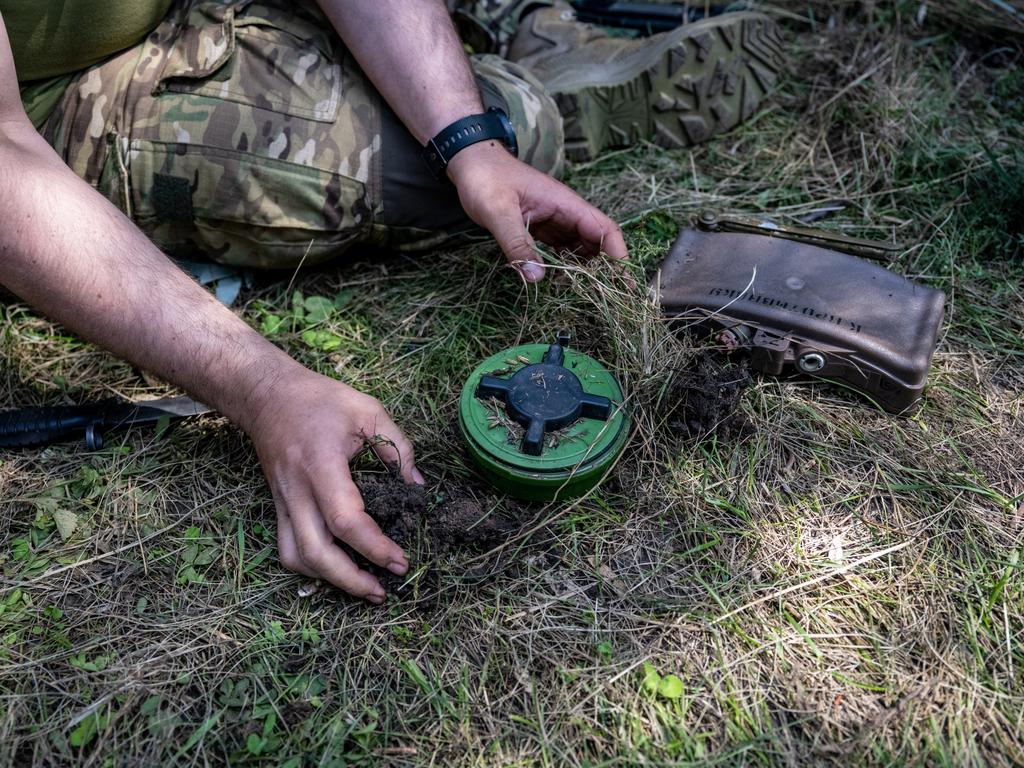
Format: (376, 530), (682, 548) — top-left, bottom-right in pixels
(829, 535), (844, 564)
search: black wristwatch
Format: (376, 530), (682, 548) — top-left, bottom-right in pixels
(421, 106), (519, 180)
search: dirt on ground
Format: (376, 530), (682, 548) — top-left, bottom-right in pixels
(662, 351), (753, 442)
(355, 472), (519, 557)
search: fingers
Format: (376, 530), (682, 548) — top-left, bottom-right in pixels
(454, 153), (628, 281)
(255, 376), (422, 604)
(275, 509), (316, 578)
(586, 210), (628, 262)
(284, 486), (388, 604)
(479, 194), (546, 283)
(538, 187), (628, 262)
(578, 210), (634, 287)
(527, 183), (636, 286)
(313, 461), (409, 576)
(364, 410), (424, 486)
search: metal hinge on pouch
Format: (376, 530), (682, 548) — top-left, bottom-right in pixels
(695, 210), (903, 262)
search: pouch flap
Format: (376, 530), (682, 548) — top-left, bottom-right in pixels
(233, 3), (338, 59)
(156, 1), (251, 86)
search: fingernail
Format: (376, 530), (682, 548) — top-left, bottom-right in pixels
(522, 261), (544, 282)
(387, 559), (408, 576)
(367, 590), (386, 605)
(411, 467), (426, 485)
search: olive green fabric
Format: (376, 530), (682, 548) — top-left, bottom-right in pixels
(19, 74), (72, 129)
(1, 0), (173, 81)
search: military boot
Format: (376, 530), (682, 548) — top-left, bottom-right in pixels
(508, 5), (786, 160)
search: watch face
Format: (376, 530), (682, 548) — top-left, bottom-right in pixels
(495, 109), (519, 159)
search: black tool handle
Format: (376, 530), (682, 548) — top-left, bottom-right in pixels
(571, 1), (712, 33)
(0, 404), (109, 449)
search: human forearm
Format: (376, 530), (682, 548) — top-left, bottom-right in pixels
(0, 12), (419, 601)
(316, 0), (482, 143)
(0, 124), (299, 430)
(0, 124), (418, 598)
(315, 0), (628, 282)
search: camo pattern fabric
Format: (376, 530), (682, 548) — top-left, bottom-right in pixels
(447, 0), (556, 54)
(40, 0), (563, 268)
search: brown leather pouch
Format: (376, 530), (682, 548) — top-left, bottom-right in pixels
(655, 213), (946, 413)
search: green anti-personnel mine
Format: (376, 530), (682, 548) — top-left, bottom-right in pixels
(458, 333), (630, 501)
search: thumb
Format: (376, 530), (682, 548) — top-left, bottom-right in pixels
(364, 407), (424, 486)
(483, 203), (545, 283)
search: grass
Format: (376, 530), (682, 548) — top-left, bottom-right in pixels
(2, 1), (1024, 765)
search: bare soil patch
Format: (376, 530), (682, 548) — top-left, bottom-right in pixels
(356, 472), (519, 557)
(662, 352), (753, 442)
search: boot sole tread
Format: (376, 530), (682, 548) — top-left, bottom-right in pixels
(558, 15), (785, 161)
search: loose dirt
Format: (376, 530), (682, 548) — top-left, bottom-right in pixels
(355, 472), (519, 557)
(663, 352), (752, 442)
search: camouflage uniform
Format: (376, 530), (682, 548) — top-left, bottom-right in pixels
(446, 0), (555, 56)
(40, 0), (563, 269)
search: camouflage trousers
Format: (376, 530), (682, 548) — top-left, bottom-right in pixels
(40, 0), (563, 269)
(447, 0), (557, 56)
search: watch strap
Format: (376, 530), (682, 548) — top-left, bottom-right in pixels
(421, 107), (519, 179)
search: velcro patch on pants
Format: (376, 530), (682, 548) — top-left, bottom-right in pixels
(150, 173), (194, 225)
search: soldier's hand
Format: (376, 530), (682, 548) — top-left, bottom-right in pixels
(447, 141), (628, 283)
(246, 368), (421, 603)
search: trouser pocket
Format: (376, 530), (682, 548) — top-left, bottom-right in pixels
(155, 1), (343, 123)
(125, 138), (370, 268)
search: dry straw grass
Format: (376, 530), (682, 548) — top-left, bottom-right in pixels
(2, 1), (1024, 765)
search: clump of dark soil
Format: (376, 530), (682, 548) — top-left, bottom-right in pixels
(427, 492), (519, 550)
(356, 473), (519, 557)
(355, 473), (427, 546)
(663, 352), (752, 442)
